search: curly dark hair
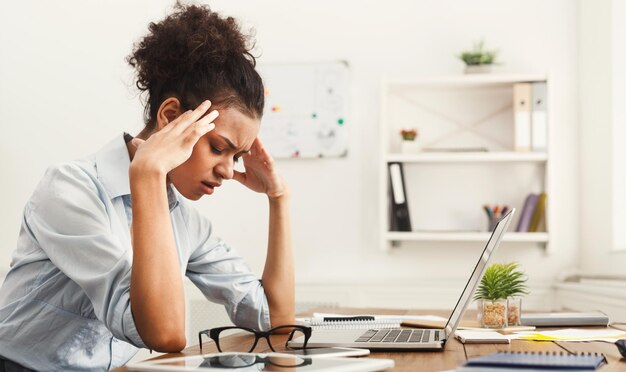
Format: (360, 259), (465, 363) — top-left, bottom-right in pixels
(127, 2), (264, 129)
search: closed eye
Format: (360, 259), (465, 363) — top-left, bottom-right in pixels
(234, 151), (250, 163)
(212, 145), (240, 163)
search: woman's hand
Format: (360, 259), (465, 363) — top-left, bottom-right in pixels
(233, 137), (288, 199)
(130, 100), (218, 175)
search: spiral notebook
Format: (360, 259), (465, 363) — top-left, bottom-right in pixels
(460, 351), (606, 370)
(304, 315), (401, 329)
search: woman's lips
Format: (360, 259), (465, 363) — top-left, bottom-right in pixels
(200, 181), (216, 194)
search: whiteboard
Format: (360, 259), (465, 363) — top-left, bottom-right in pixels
(257, 61), (349, 158)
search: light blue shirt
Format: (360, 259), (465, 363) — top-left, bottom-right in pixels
(0, 135), (271, 371)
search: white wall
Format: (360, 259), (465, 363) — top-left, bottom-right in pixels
(611, 0), (626, 252)
(578, 0), (626, 276)
(0, 1), (580, 309)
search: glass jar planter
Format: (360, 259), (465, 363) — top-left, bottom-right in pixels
(507, 297), (522, 326)
(477, 299), (508, 328)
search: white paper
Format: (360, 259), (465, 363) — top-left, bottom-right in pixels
(507, 328), (626, 343)
(455, 330), (510, 343)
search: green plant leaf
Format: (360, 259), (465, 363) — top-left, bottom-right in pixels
(473, 262), (529, 301)
(458, 40), (498, 66)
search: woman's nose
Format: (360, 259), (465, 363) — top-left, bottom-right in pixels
(216, 159), (234, 180)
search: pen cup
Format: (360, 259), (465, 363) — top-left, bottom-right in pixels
(487, 215), (500, 232)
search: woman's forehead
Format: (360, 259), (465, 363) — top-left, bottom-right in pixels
(210, 125), (258, 152)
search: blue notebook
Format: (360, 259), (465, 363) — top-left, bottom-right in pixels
(463, 351), (606, 370)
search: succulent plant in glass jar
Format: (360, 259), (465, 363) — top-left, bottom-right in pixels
(474, 262), (529, 328)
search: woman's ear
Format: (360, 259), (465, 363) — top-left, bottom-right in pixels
(155, 97), (183, 130)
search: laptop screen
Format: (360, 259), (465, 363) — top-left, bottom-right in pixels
(443, 209), (515, 339)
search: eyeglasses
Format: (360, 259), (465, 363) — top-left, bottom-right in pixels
(199, 353), (312, 369)
(616, 339), (626, 359)
(198, 325), (312, 353)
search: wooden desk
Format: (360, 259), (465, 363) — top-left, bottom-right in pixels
(112, 308), (626, 371)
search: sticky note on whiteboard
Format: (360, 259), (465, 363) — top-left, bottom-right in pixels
(257, 61), (349, 158)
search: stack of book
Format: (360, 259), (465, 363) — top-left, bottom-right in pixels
(516, 193), (547, 232)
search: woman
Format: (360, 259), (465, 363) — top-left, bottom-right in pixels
(0, 3), (294, 371)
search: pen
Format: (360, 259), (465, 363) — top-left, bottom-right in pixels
(483, 204), (492, 219)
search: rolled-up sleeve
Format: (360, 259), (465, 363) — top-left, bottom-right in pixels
(183, 205), (271, 331)
(26, 164), (147, 348)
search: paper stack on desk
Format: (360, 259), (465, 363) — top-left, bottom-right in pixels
(511, 328), (626, 342)
(455, 328), (626, 344)
(455, 330), (510, 344)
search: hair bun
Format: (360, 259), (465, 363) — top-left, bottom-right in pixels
(128, 2), (254, 91)
(127, 2), (264, 127)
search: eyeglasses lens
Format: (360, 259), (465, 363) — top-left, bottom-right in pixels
(268, 326), (306, 352)
(217, 328), (257, 352)
(616, 339), (626, 359)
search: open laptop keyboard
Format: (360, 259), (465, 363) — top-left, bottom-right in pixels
(355, 329), (438, 343)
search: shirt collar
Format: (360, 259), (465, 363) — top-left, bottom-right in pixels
(94, 134), (179, 210)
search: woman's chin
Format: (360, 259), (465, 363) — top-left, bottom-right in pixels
(177, 188), (205, 201)
(191, 192), (208, 201)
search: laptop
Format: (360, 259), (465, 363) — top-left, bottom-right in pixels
(288, 209), (515, 351)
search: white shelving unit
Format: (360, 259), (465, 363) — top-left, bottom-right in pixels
(379, 73), (552, 252)
(383, 73), (548, 88)
(385, 152), (548, 163)
(385, 231), (549, 243)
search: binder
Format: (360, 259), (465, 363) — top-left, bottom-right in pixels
(513, 83), (532, 152)
(388, 162), (411, 231)
(528, 192), (547, 232)
(461, 351), (606, 370)
(521, 311), (609, 327)
(531, 82), (548, 152)
(516, 193), (538, 232)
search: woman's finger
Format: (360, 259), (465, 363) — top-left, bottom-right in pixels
(251, 137), (263, 150)
(171, 100), (213, 133)
(130, 137), (145, 148)
(232, 170), (246, 184)
(260, 146), (274, 167)
(197, 109), (219, 128)
(184, 121), (215, 147)
(250, 138), (274, 166)
(182, 109), (218, 138)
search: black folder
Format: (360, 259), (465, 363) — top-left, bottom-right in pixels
(388, 162), (411, 232)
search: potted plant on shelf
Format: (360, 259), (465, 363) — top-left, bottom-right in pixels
(399, 128), (420, 153)
(474, 262), (529, 328)
(458, 40), (498, 74)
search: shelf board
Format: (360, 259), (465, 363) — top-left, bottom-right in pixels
(385, 152), (548, 163)
(385, 73), (547, 88)
(385, 231), (549, 243)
